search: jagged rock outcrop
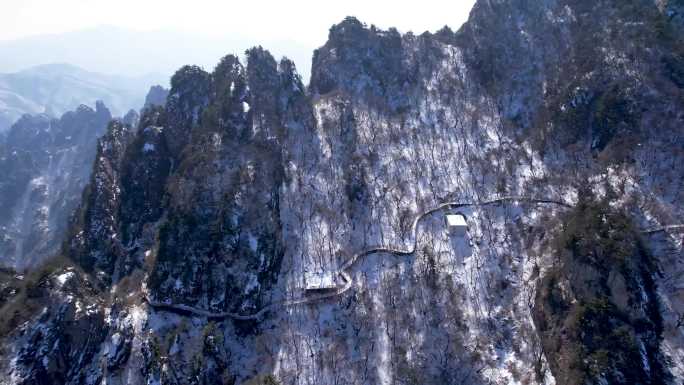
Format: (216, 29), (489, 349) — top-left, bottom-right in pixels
(122, 109), (140, 129)
(143, 85), (169, 110)
(67, 117), (136, 280)
(0, 1), (683, 384)
(0, 102), (112, 269)
(164, 65), (212, 156)
(147, 50), (289, 316)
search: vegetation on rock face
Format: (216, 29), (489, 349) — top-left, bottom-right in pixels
(0, 253), (104, 376)
(66, 119), (135, 279)
(311, 16), (413, 112)
(534, 187), (668, 385)
(146, 54), (288, 316)
(0, 103), (112, 269)
(478, 0), (684, 162)
(119, 106), (171, 246)
(243, 374), (281, 385)
(590, 85), (640, 152)
(1, 1), (683, 383)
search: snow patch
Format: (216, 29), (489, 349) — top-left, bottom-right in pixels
(55, 271), (74, 286)
(244, 274), (260, 294)
(247, 233), (258, 252)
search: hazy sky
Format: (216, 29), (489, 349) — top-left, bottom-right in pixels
(0, 0), (476, 44)
(0, 0), (476, 81)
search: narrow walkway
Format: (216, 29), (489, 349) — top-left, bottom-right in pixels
(147, 195), (570, 320)
(642, 224), (684, 234)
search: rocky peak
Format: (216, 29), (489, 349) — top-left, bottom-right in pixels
(212, 54), (245, 96)
(245, 47), (280, 123)
(277, 58), (304, 91)
(118, 107), (171, 249)
(122, 109), (140, 128)
(143, 85), (169, 110)
(0, 102), (112, 269)
(95, 100), (109, 116)
(165, 65), (212, 156)
(310, 16), (409, 111)
(67, 118), (135, 279)
(245, 47), (304, 143)
(274, 58), (310, 130)
(55, 102), (112, 147)
(63, 47), (297, 299)
(1, 2), (683, 384)
(2, 114), (53, 152)
(206, 54), (249, 140)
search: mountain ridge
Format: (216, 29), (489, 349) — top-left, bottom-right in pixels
(0, 63), (165, 133)
(0, 1), (682, 384)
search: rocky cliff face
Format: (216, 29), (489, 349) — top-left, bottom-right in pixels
(0, 1), (683, 384)
(0, 102), (112, 270)
(143, 85), (169, 110)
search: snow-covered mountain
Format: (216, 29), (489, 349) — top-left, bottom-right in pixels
(0, 63), (165, 133)
(0, 83), (167, 270)
(0, 101), (114, 270)
(0, 1), (683, 384)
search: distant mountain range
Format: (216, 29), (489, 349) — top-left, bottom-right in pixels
(0, 63), (166, 132)
(0, 25), (313, 83)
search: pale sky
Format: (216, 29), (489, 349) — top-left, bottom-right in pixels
(0, 0), (476, 43)
(0, 0), (476, 80)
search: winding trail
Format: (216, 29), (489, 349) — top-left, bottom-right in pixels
(642, 224), (684, 234)
(146, 196), (571, 320)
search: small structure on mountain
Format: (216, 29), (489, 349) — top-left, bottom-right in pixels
(305, 271), (338, 293)
(445, 213), (468, 236)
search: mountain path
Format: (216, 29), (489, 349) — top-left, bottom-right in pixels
(146, 196), (683, 320)
(146, 196), (571, 320)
